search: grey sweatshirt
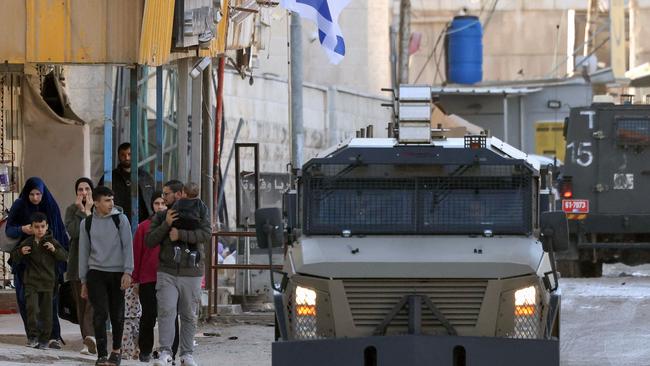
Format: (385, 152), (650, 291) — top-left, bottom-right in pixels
(78, 206), (134, 283)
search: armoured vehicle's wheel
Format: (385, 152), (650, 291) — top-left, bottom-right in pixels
(557, 260), (602, 278)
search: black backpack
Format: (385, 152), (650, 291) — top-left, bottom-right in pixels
(58, 281), (78, 324)
(85, 215), (121, 245)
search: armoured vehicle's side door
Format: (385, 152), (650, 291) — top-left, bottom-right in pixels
(595, 106), (650, 215)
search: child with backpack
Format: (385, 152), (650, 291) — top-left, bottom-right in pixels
(11, 212), (67, 349)
(78, 186), (133, 366)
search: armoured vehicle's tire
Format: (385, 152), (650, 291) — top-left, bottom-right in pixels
(557, 260), (602, 278)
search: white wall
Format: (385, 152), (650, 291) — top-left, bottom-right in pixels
(219, 70), (391, 228)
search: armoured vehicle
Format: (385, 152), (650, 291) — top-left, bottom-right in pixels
(558, 102), (650, 277)
(255, 86), (568, 365)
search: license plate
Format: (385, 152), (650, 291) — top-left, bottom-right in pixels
(562, 199), (589, 213)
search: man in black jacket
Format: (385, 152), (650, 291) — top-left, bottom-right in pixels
(99, 142), (154, 224)
(148, 180), (210, 366)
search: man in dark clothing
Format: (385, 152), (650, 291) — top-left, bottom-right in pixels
(148, 180), (210, 366)
(12, 212), (68, 349)
(98, 142), (154, 224)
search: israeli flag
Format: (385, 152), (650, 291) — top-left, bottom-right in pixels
(281, 0), (351, 64)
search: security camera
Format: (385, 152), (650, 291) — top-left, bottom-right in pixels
(190, 57), (212, 79)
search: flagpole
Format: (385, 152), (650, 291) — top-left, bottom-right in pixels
(287, 10), (293, 170)
(289, 11), (304, 170)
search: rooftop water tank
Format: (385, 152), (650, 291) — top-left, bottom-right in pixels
(447, 15), (483, 84)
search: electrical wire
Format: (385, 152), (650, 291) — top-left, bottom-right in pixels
(544, 20), (610, 79)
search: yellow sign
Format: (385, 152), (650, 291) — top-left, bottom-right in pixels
(535, 121), (566, 162)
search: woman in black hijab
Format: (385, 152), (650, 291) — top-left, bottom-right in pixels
(6, 177), (69, 348)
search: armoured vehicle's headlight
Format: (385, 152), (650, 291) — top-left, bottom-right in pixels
(514, 286), (536, 316)
(296, 286), (317, 316)
(293, 286), (319, 340)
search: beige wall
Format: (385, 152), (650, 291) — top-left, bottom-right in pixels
(398, 0), (650, 83)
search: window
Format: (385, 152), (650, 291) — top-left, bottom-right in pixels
(616, 118), (650, 146)
(303, 164), (533, 235)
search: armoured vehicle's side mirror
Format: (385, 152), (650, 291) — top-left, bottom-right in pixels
(540, 211), (569, 252)
(255, 208), (284, 249)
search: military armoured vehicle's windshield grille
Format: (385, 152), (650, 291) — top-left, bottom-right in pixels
(303, 164), (533, 235)
(616, 118), (650, 146)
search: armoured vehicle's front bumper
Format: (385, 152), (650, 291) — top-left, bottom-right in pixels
(272, 334), (558, 366)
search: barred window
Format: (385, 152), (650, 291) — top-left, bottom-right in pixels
(303, 164), (533, 235)
(616, 118), (650, 146)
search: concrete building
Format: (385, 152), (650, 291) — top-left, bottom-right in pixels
(399, 0), (650, 84)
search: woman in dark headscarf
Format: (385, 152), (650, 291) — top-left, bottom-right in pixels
(7, 177), (69, 348)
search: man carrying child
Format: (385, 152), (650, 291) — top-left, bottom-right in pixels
(12, 212), (68, 349)
(148, 181), (210, 366)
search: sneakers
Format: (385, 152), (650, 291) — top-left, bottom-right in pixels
(180, 354), (197, 366)
(84, 336), (97, 354)
(26, 337), (38, 348)
(36, 341), (49, 349)
(48, 339), (62, 349)
(152, 350), (174, 366)
(139, 352), (152, 362)
(107, 351), (122, 366)
(95, 356), (109, 366)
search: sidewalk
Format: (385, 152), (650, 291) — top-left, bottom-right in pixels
(0, 313), (272, 365)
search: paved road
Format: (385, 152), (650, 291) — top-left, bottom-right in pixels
(560, 264), (650, 366)
(1, 264), (650, 365)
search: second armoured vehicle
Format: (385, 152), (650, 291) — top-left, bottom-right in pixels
(558, 101), (650, 277)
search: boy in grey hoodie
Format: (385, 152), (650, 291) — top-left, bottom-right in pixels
(79, 186), (133, 366)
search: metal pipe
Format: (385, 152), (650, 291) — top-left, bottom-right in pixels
(390, 25), (398, 90)
(519, 96), (525, 150)
(214, 56), (225, 222)
(130, 66), (140, 232)
(503, 96), (508, 143)
(326, 86), (336, 146)
(244, 230), (251, 295)
(290, 12), (304, 169)
(103, 65), (114, 189)
(191, 60), (203, 184)
(155, 66), (164, 190)
(178, 59), (190, 182)
(398, 0), (411, 84)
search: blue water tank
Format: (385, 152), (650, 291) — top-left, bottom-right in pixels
(447, 15), (483, 84)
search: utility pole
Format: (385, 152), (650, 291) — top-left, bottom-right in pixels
(290, 12), (304, 169)
(584, 0), (599, 56)
(398, 0), (411, 85)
